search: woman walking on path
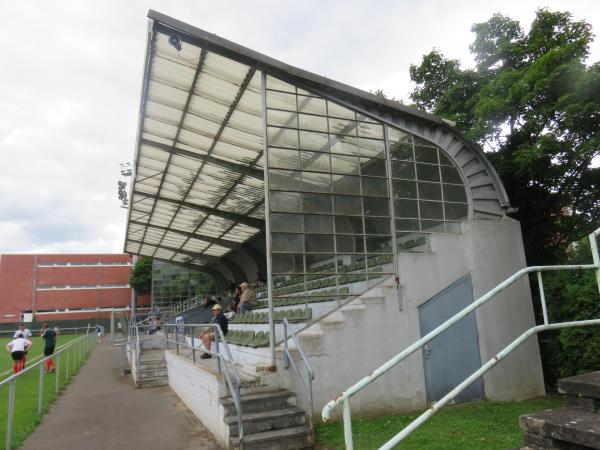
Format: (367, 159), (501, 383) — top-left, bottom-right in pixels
(41, 324), (58, 373)
(6, 334), (32, 374)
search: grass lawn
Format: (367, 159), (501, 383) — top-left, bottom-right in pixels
(315, 396), (563, 449)
(0, 334), (94, 449)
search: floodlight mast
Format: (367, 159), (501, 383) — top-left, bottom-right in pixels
(118, 163), (132, 209)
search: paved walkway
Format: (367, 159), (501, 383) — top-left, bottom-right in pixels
(20, 341), (220, 450)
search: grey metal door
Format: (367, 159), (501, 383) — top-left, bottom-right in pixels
(418, 274), (484, 404)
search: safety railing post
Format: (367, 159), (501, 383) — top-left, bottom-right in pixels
(6, 379), (15, 450)
(65, 348), (70, 382)
(537, 271), (549, 325)
(590, 231), (600, 294)
(343, 398), (353, 450)
(192, 332), (196, 363)
(215, 330), (221, 374)
(283, 321), (289, 369)
(55, 353), (60, 394)
(165, 325), (169, 350)
(38, 364), (44, 415)
(175, 325), (180, 355)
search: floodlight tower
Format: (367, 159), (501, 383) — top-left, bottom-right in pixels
(117, 162), (132, 209)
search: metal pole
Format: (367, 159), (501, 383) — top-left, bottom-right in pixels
(215, 330), (221, 374)
(537, 271), (548, 324)
(55, 353), (60, 394)
(260, 69), (276, 367)
(590, 231), (600, 294)
(38, 364), (44, 414)
(192, 329), (196, 363)
(6, 379), (15, 450)
(110, 310), (115, 343)
(66, 348), (70, 381)
(283, 321), (289, 369)
(343, 398), (353, 450)
(175, 325), (180, 355)
(165, 324), (169, 350)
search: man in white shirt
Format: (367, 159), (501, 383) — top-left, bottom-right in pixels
(13, 324), (32, 368)
(6, 336), (32, 374)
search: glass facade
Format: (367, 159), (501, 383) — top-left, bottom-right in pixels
(264, 75), (469, 305)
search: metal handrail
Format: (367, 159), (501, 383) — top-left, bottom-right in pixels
(164, 322), (244, 446)
(283, 318), (315, 442)
(322, 227), (600, 449)
(1, 332), (97, 450)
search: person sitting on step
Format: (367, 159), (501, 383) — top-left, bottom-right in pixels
(199, 304), (228, 359)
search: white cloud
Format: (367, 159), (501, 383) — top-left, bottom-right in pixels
(0, 0), (598, 254)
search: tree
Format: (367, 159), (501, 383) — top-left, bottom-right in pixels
(409, 9), (600, 265)
(129, 257), (152, 295)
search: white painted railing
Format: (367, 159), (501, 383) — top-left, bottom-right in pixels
(322, 227), (600, 449)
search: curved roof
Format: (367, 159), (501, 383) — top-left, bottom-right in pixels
(124, 10), (509, 267)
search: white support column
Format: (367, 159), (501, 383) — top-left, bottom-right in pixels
(260, 70), (276, 367)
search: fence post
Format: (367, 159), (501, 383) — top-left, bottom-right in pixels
(38, 364), (44, 415)
(55, 353), (60, 394)
(175, 325), (180, 355)
(215, 329), (221, 374)
(6, 379), (15, 450)
(66, 348), (70, 382)
(343, 398), (353, 450)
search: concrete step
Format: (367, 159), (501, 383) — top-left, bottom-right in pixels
(519, 406), (600, 449)
(224, 406), (306, 437)
(229, 425), (311, 450)
(139, 368), (168, 379)
(221, 390), (296, 416)
(558, 371), (600, 412)
(139, 376), (168, 387)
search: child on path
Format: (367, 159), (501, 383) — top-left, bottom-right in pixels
(6, 334), (32, 374)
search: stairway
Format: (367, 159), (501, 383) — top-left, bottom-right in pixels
(222, 384), (312, 449)
(519, 371), (600, 449)
(137, 349), (168, 387)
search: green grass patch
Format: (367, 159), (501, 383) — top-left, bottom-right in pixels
(315, 397), (562, 449)
(0, 334), (95, 449)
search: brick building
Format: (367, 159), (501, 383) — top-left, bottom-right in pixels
(0, 254), (149, 324)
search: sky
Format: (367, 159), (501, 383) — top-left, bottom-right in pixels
(0, 0), (598, 255)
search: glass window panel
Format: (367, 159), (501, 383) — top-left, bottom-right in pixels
(271, 213), (302, 232)
(444, 202), (468, 220)
(388, 127), (410, 142)
(415, 145), (438, 164)
(361, 177), (388, 197)
(419, 201), (444, 219)
(270, 191), (301, 213)
(441, 165), (463, 184)
(336, 235), (364, 253)
(357, 122), (384, 139)
(333, 195), (362, 215)
(297, 95), (326, 115)
(363, 197), (390, 216)
(438, 151), (453, 166)
(269, 169), (301, 190)
(267, 109), (298, 128)
(272, 254), (304, 273)
(394, 199), (419, 218)
(304, 214), (334, 233)
(299, 131), (329, 151)
(306, 254), (337, 273)
(272, 233), (303, 252)
(298, 114), (328, 132)
(268, 127), (299, 148)
(421, 220), (445, 232)
(330, 135), (358, 155)
(332, 174), (361, 195)
(357, 113), (377, 123)
(443, 184), (468, 203)
(395, 218), (420, 231)
(391, 160), (415, 179)
(301, 151), (331, 173)
(331, 154), (360, 175)
(305, 234), (334, 252)
(329, 118), (357, 136)
(397, 233), (428, 253)
(416, 163), (440, 182)
(302, 172), (331, 192)
(392, 180), (417, 198)
(335, 216), (363, 234)
(327, 101), (356, 120)
(303, 193), (332, 214)
(358, 138), (385, 158)
(360, 158), (387, 177)
(364, 217), (392, 235)
(445, 221), (462, 233)
(267, 76), (295, 93)
(366, 236), (392, 253)
(389, 139), (413, 161)
(269, 148), (301, 170)
(267, 91), (297, 111)
(418, 182), (442, 200)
